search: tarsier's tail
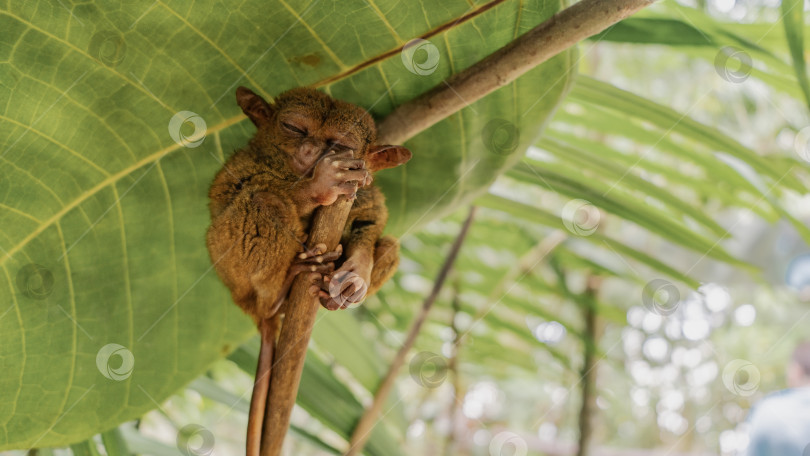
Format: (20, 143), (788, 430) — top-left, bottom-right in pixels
(246, 315), (279, 456)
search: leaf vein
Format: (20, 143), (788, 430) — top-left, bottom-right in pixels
(0, 114), (245, 267)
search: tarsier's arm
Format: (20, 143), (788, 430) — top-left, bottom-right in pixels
(320, 146), (411, 309)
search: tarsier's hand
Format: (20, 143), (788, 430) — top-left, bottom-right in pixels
(308, 150), (372, 205)
(269, 243), (342, 316)
(318, 251), (373, 310)
(290, 243), (342, 276)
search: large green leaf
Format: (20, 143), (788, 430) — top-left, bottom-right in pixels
(0, 0), (572, 449)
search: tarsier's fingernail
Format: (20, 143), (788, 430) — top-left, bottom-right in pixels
(299, 253), (307, 259)
(316, 256), (323, 263)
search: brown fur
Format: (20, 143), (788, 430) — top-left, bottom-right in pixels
(206, 86), (410, 324)
(207, 86), (410, 456)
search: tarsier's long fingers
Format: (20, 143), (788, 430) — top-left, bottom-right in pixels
(296, 243), (342, 265)
(319, 271), (368, 310)
(332, 157), (365, 170)
(337, 169), (370, 184)
(336, 182), (360, 199)
(323, 151), (369, 178)
(287, 262), (335, 277)
(330, 155), (373, 186)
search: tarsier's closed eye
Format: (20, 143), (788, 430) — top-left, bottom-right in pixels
(281, 122), (307, 135)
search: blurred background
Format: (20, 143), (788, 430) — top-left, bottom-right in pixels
(5, 0), (810, 454)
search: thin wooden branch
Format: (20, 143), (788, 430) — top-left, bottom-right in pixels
(442, 280), (465, 456)
(258, 0), (655, 452)
(575, 274), (604, 456)
(260, 199), (354, 456)
(344, 207), (477, 456)
(377, 0), (656, 145)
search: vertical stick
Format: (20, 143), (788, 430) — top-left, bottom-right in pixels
(260, 199), (354, 456)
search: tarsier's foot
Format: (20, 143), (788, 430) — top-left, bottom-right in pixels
(285, 244), (342, 291)
(318, 251), (373, 311)
(296, 243), (343, 266)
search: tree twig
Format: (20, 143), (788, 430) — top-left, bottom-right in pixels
(344, 207), (477, 456)
(576, 274), (604, 456)
(260, 199), (354, 456)
(377, 0), (656, 145)
(443, 280), (465, 456)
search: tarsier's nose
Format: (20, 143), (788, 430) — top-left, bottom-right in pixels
(300, 140), (323, 160)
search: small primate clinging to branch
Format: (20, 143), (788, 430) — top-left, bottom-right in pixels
(205, 86), (411, 456)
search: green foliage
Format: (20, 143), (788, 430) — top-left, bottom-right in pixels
(3, 0), (810, 454)
(0, 0), (571, 450)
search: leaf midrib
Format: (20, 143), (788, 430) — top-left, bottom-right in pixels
(0, 114), (245, 267)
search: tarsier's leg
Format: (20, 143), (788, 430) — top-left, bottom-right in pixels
(320, 235), (400, 310)
(366, 236), (400, 297)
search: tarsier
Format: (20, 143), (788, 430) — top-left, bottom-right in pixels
(206, 86), (411, 455)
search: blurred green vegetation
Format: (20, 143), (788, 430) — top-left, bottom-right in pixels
(3, 0), (810, 455)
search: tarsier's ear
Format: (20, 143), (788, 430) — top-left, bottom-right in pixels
(236, 86), (274, 128)
(366, 145), (412, 172)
